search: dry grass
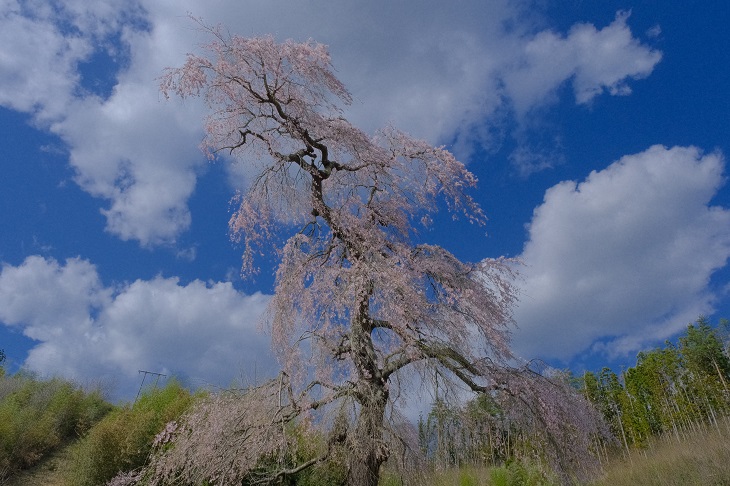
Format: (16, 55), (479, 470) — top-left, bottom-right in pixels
(591, 421), (730, 486)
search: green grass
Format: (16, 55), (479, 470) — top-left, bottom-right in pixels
(380, 462), (559, 486)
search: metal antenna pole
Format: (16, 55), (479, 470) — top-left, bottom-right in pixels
(135, 370), (167, 403)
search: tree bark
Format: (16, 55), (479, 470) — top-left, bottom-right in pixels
(347, 311), (390, 486)
(347, 382), (389, 486)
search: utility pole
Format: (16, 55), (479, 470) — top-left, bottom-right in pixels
(135, 370), (167, 403)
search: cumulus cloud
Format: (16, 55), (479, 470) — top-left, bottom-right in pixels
(0, 256), (273, 400)
(53, 91), (205, 245)
(0, 0), (147, 120)
(513, 145), (730, 361)
(503, 11), (662, 113)
(0, 0), (661, 246)
(0, 0), (206, 246)
(0, 0), (90, 120)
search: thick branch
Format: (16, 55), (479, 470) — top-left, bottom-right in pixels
(299, 380), (355, 411)
(270, 455), (327, 483)
(416, 342), (500, 394)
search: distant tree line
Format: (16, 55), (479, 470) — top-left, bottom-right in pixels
(581, 317), (730, 457)
(417, 317), (730, 470)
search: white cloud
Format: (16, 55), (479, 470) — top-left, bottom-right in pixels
(513, 145), (730, 361)
(503, 11), (662, 113)
(509, 144), (565, 178)
(0, 0), (90, 120)
(52, 91), (205, 246)
(0, 0), (147, 120)
(0, 256), (273, 400)
(0, 0), (661, 246)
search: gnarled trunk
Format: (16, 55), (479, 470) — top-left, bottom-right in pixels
(347, 380), (389, 486)
(347, 308), (390, 486)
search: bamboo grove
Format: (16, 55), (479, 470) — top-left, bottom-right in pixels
(417, 317), (730, 468)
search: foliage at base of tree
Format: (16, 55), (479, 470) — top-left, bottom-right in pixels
(415, 371), (606, 485)
(129, 380), (348, 486)
(378, 460), (559, 486)
(0, 371), (111, 482)
(66, 380), (197, 486)
(7, 314), (726, 486)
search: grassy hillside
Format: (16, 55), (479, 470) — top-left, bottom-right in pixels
(65, 380), (196, 486)
(590, 419), (730, 486)
(0, 371), (111, 483)
(0, 374), (196, 486)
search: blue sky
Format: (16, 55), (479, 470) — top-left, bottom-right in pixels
(1, 0), (729, 401)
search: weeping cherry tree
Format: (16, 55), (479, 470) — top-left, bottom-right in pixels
(151, 22), (604, 485)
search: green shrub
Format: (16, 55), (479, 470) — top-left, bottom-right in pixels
(67, 380), (197, 486)
(489, 460), (558, 486)
(286, 423), (347, 486)
(0, 372), (111, 482)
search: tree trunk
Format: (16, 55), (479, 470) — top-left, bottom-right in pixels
(347, 307), (390, 486)
(347, 381), (389, 486)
